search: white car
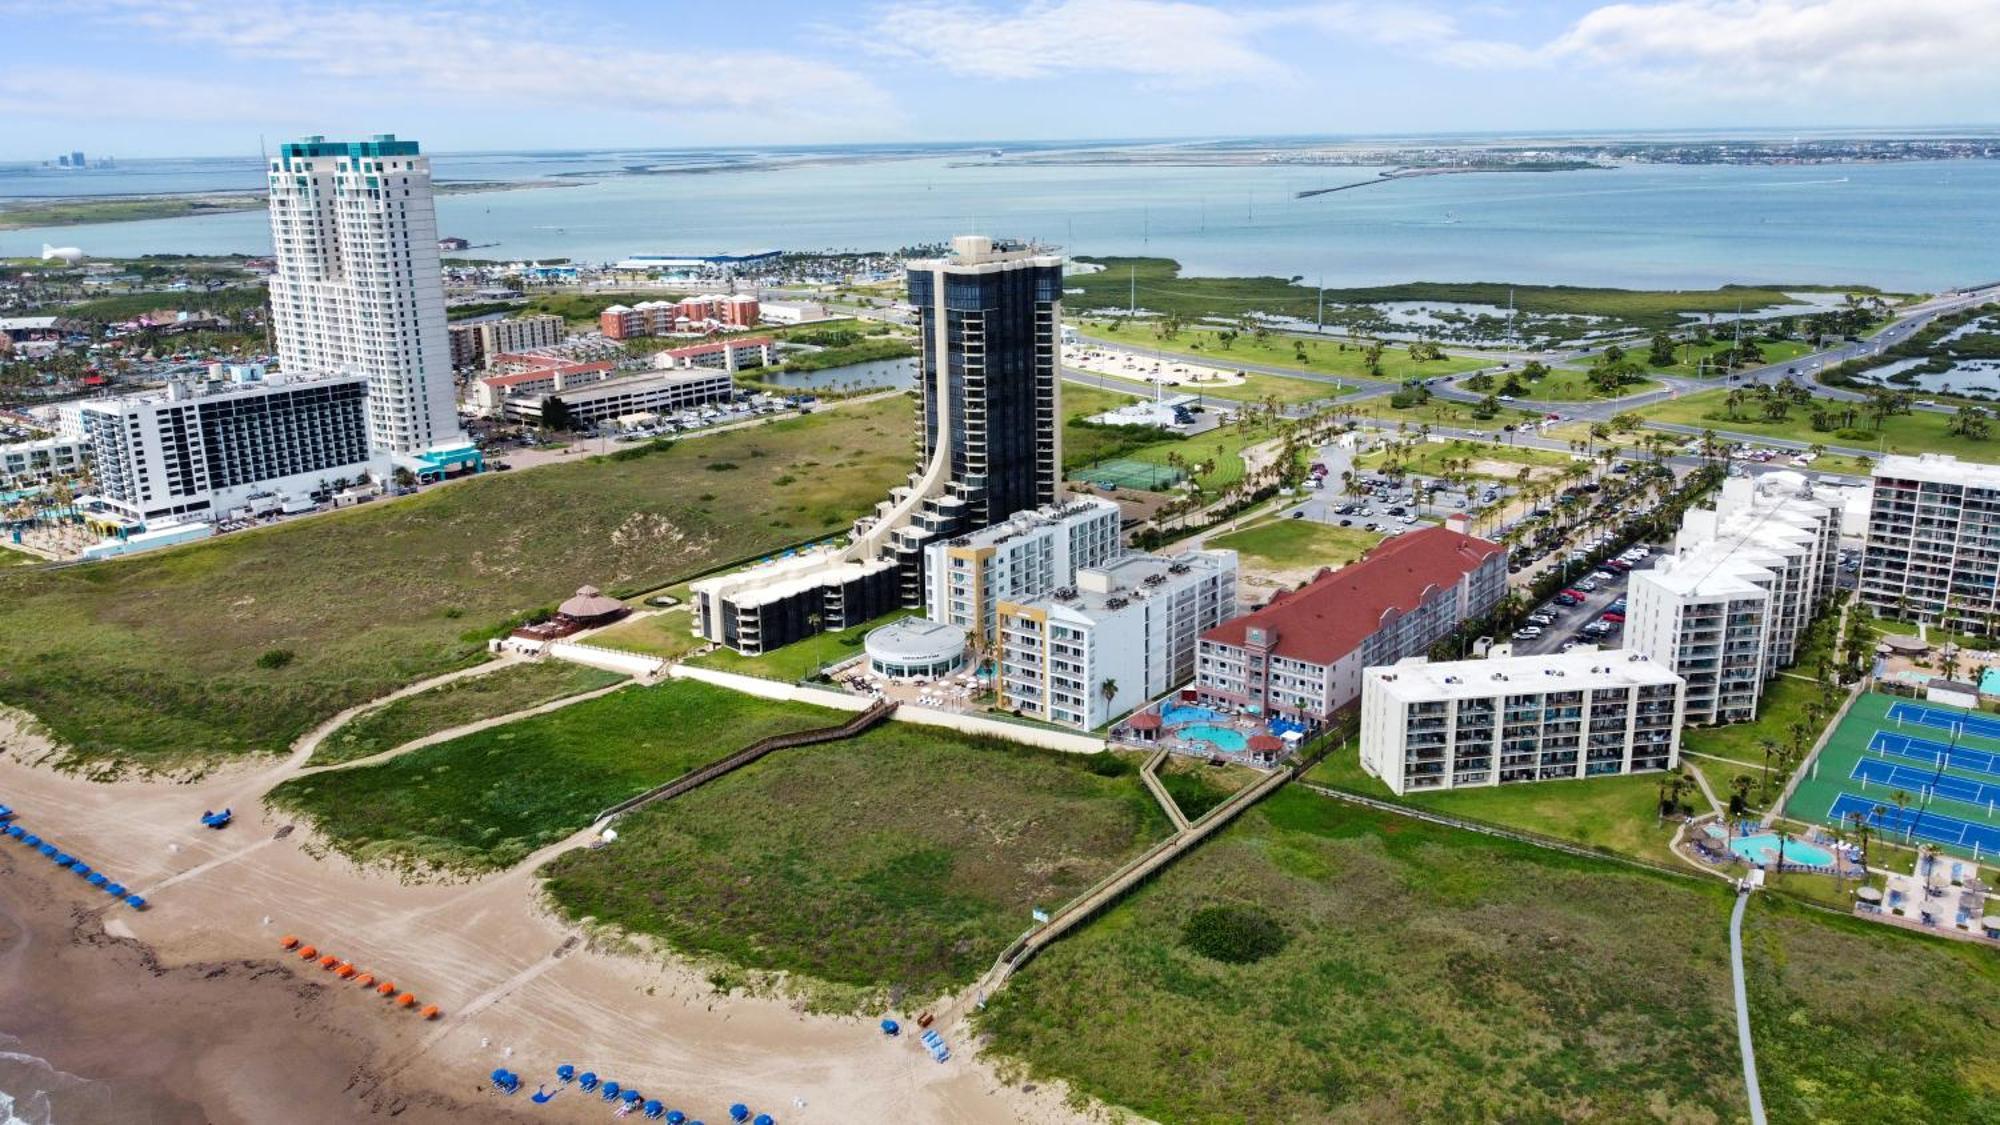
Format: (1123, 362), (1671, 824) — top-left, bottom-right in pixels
(1512, 626), (1544, 639)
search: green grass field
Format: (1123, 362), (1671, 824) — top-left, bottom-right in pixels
(307, 662), (627, 766)
(1650, 338), (1817, 378)
(1512, 368), (1663, 402)
(1207, 520), (1382, 574)
(1637, 388), (2000, 458)
(0, 397), (912, 769)
(540, 728), (1169, 999)
(687, 609), (914, 682)
(1061, 381), (1154, 469)
(0, 544), (39, 566)
(1307, 747), (1685, 864)
(980, 788), (2000, 1123)
(585, 612), (707, 661)
(1078, 319), (1475, 398)
(1356, 436), (1578, 481)
(266, 680), (841, 872)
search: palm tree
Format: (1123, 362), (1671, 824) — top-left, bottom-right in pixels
(1891, 789), (1914, 843)
(1757, 736), (1780, 799)
(1099, 678), (1119, 714)
(1729, 773), (1756, 818)
(1846, 811), (1873, 873)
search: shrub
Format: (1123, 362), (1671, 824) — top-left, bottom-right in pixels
(1181, 904), (1288, 964)
(704, 462), (739, 472)
(1833, 428), (1876, 442)
(256, 648), (296, 670)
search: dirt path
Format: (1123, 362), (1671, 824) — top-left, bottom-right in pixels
(305, 676), (633, 775)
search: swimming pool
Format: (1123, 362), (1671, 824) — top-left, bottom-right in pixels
(1729, 833), (1836, 868)
(1160, 703), (1226, 726)
(1177, 724), (1248, 752)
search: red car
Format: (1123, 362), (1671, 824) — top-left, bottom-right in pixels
(1601, 612), (1626, 624)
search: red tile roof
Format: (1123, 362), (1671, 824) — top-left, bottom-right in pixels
(1201, 526), (1504, 666)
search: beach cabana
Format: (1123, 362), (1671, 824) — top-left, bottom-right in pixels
(319, 955), (340, 970)
(280, 935), (300, 950)
(376, 981), (397, 995)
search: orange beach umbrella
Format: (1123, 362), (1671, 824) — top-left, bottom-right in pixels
(419, 1004), (441, 1020)
(279, 935), (300, 950)
(395, 993), (417, 1008)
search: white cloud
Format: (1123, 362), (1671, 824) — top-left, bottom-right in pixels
(855, 0), (1288, 84)
(42, 0), (899, 136)
(1545, 0), (2000, 100)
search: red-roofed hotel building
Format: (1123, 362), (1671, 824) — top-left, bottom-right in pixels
(1194, 526), (1508, 728)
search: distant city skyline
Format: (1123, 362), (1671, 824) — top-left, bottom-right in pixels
(6, 0), (1999, 160)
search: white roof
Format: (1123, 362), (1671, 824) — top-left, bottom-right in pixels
(1368, 648), (1682, 703)
(1875, 452), (2000, 488)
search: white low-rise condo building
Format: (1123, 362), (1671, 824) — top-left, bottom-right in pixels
(1627, 472), (1841, 726)
(1360, 649), (1684, 796)
(997, 551), (1237, 729)
(923, 497), (1123, 648)
(1860, 453), (2000, 632)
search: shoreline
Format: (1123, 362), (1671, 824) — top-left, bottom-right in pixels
(0, 715), (1089, 1125)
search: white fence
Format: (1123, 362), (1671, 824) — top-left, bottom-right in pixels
(667, 664), (1106, 754)
(547, 641), (667, 679)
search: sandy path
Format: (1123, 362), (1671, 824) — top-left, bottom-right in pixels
(0, 714), (1094, 1125)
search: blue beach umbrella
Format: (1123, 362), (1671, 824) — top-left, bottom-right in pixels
(623, 1089), (643, 1105)
(556, 1064), (576, 1083)
(643, 1100), (664, 1119)
(21, 834), (40, 846)
(105, 883), (126, 897)
(578, 1072), (599, 1091)
(601, 1080), (622, 1101)
(72, 862), (91, 877)
(730, 1104), (749, 1122)
(880, 1018), (899, 1035)
(37, 843), (55, 856)
(667, 1112), (686, 1125)
(53, 853), (73, 867)
(754, 1115), (774, 1125)
(125, 894), (146, 909)
(87, 873), (107, 887)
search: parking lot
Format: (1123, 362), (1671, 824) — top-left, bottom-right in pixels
(1506, 540), (1662, 657)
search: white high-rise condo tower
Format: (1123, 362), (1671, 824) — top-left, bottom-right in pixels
(267, 135), (468, 466)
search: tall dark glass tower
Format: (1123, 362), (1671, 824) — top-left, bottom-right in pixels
(693, 236), (1065, 654)
(850, 236), (1065, 604)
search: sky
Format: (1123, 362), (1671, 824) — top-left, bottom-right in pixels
(5, 0), (1999, 159)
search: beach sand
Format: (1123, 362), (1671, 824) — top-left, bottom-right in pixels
(0, 712), (1096, 1125)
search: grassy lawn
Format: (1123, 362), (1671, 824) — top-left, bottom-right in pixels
(1650, 338), (1816, 378)
(1355, 437), (1576, 481)
(982, 788), (2000, 1124)
(266, 680), (841, 872)
(1511, 368), (1662, 402)
(1061, 381), (1153, 469)
(585, 612), (706, 662)
(687, 608), (914, 682)
(0, 544), (38, 566)
(1207, 520), (1382, 574)
(1078, 319), (1476, 395)
(1156, 757), (1258, 821)
(0, 397), (912, 770)
(540, 728), (1170, 1000)
(1636, 388), (2000, 458)
(307, 662), (627, 767)
(1682, 672), (1837, 767)
(1308, 747), (1685, 865)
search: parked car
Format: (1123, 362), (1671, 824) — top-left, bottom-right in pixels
(1592, 570), (1618, 582)
(1512, 626), (1544, 639)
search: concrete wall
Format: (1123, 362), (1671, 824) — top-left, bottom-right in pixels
(668, 663), (1106, 753)
(547, 641), (666, 679)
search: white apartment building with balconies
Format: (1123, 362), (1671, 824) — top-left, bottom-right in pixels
(996, 550), (1236, 729)
(924, 497), (1123, 648)
(1627, 472), (1842, 726)
(1360, 649), (1684, 796)
(1860, 453), (2000, 631)
(266, 135), (465, 463)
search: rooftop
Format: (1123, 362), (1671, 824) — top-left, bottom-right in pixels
(1874, 452), (2000, 487)
(1007, 550), (1234, 619)
(1367, 648), (1682, 703)
(864, 617), (968, 662)
(1201, 526), (1505, 665)
(938, 497), (1120, 551)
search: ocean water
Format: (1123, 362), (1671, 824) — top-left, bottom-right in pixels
(0, 1042), (62, 1125)
(5, 148), (1999, 291)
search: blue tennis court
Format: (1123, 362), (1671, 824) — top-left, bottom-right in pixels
(1851, 757), (2000, 809)
(1829, 792), (2000, 855)
(1868, 730), (2000, 778)
(1886, 700), (2000, 742)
